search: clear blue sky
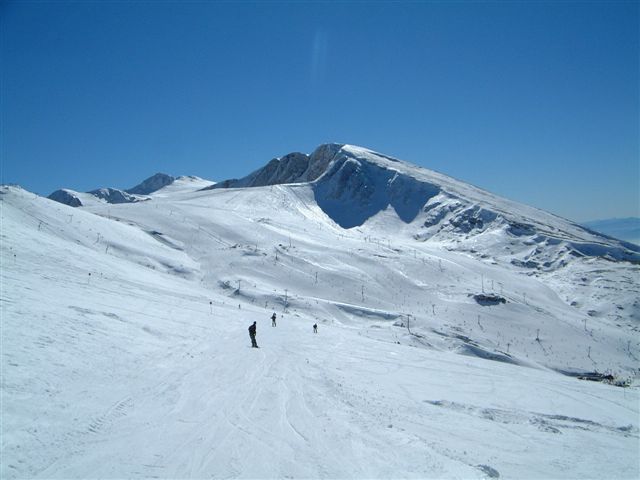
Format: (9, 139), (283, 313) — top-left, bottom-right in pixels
(2, 1), (638, 222)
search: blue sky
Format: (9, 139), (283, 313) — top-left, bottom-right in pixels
(2, 1), (638, 222)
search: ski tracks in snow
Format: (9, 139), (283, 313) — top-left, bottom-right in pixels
(423, 399), (639, 437)
(86, 396), (134, 435)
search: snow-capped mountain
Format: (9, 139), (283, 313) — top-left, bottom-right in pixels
(2, 144), (638, 479)
(204, 143), (342, 189)
(125, 172), (175, 195)
(47, 188), (84, 207)
(212, 144), (639, 265)
(48, 172), (181, 207)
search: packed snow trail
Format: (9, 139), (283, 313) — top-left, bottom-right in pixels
(8, 299), (637, 479)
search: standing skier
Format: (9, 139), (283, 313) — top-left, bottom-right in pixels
(271, 312), (277, 327)
(313, 323), (318, 333)
(248, 321), (258, 348)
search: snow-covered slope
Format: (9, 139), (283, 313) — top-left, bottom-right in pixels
(150, 175), (215, 197)
(2, 143), (639, 479)
(47, 188), (107, 207)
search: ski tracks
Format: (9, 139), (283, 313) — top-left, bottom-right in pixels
(169, 344), (281, 478)
(86, 395), (134, 434)
(423, 399), (639, 439)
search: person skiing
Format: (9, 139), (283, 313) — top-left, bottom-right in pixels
(271, 312), (277, 327)
(313, 323), (318, 334)
(248, 321), (258, 348)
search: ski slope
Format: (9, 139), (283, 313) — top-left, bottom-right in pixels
(2, 166), (639, 479)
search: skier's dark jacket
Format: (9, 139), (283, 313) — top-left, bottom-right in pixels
(248, 323), (256, 336)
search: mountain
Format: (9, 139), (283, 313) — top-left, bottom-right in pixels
(2, 144), (638, 479)
(88, 187), (144, 204)
(125, 172), (176, 195)
(583, 217), (640, 245)
(48, 172), (178, 207)
(211, 144), (639, 266)
(203, 143), (342, 189)
(47, 188), (83, 207)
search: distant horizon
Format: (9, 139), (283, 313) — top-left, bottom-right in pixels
(2, 1), (638, 223)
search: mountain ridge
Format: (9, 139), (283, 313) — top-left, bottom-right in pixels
(48, 172), (177, 207)
(44, 144), (639, 268)
(204, 143), (640, 266)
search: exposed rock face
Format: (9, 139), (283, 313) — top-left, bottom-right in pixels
(126, 173), (175, 195)
(473, 294), (507, 306)
(48, 189), (83, 207)
(305, 143), (344, 181)
(249, 152), (311, 186)
(203, 143), (344, 190)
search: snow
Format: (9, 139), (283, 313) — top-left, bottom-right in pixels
(2, 144), (639, 479)
(47, 188), (111, 208)
(149, 176), (215, 198)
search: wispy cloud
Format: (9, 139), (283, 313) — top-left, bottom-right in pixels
(310, 29), (328, 88)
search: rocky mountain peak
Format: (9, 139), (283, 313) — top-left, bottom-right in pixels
(126, 173), (175, 195)
(203, 143), (344, 190)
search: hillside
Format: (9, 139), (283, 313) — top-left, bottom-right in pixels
(2, 144), (639, 479)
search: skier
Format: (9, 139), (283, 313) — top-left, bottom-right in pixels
(271, 312), (277, 327)
(313, 323), (318, 334)
(248, 321), (258, 348)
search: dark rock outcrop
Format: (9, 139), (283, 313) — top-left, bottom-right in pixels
(48, 189), (83, 207)
(126, 173), (175, 195)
